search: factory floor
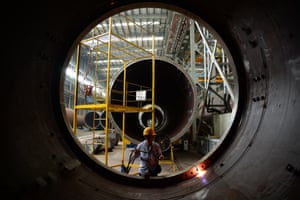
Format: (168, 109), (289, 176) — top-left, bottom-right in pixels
(75, 128), (203, 177)
(93, 141), (201, 176)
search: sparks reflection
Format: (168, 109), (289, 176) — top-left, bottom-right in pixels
(196, 167), (206, 177)
(194, 166), (208, 184)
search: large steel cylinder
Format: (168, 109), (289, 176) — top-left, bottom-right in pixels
(84, 111), (106, 130)
(65, 108), (85, 127)
(110, 58), (197, 143)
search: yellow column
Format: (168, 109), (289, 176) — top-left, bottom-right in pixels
(151, 35), (155, 129)
(121, 62), (127, 165)
(104, 17), (113, 166)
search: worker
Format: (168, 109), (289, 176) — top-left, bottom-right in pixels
(134, 127), (164, 177)
(84, 85), (94, 104)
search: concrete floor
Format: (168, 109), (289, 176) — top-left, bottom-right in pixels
(93, 141), (202, 176)
(75, 128), (202, 177)
(94, 142), (200, 176)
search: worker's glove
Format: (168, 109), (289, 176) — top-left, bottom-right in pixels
(159, 154), (164, 160)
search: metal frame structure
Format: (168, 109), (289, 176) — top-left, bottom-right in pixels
(183, 19), (236, 147)
(72, 15), (155, 167)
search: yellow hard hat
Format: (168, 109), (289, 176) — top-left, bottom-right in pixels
(143, 127), (157, 136)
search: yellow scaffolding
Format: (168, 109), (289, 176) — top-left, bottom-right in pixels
(72, 15), (156, 168)
(160, 145), (177, 172)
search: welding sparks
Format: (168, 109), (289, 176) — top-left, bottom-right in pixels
(196, 168), (207, 177)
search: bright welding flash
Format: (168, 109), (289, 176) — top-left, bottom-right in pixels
(196, 168), (207, 178)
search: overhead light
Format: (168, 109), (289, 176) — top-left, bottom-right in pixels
(82, 35), (120, 48)
(94, 59), (123, 64)
(65, 67), (92, 85)
(116, 21), (160, 27)
(145, 48), (158, 52)
(82, 35), (163, 48)
(127, 36), (164, 42)
(66, 67), (75, 79)
(97, 21), (160, 28)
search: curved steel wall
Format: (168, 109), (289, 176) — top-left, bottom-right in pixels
(110, 58), (197, 144)
(2, 1), (300, 200)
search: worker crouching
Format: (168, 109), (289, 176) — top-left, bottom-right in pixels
(134, 127), (164, 178)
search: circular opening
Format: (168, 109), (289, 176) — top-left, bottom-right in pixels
(138, 104), (166, 131)
(62, 6), (239, 180)
(109, 58), (197, 144)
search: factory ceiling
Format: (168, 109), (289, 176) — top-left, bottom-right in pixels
(65, 7), (237, 114)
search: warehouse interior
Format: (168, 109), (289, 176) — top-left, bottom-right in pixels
(63, 8), (238, 176)
(3, 1), (300, 200)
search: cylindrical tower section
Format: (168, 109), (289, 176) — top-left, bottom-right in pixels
(110, 58), (197, 143)
(84, 111), (105, 130)
(65, 108), (85, 127)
